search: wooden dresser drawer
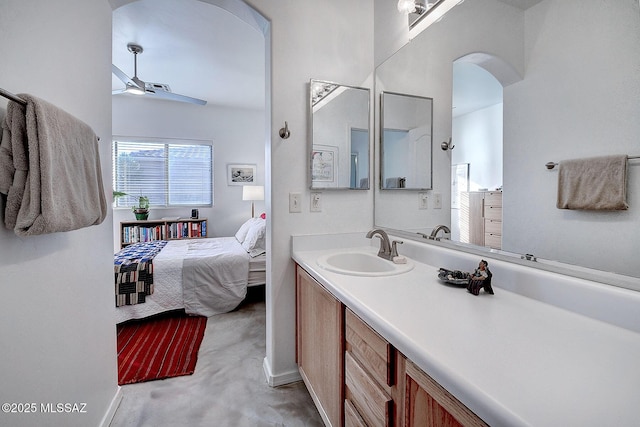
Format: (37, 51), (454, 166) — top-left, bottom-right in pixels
(345, 351), (392, 427)
(484, 205), (502, 221)
(484, 219), (501, 235)
(345, 309), (393, 387)
(484, 191), (502, 206)
(485, 232), (502, 249)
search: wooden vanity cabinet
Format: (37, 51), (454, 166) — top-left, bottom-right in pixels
(344, 308), (404, 427)
(296, 266), (344, 427)
(402, 359), (488, 427)
(296, 264), (487, 427)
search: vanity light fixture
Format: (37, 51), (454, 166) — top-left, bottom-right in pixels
(398, 0), (443, 28)
(397, 0), (426, 14)
(311, 81), (338, 106)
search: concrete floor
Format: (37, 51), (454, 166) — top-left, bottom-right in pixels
(110, 291), (323, 427)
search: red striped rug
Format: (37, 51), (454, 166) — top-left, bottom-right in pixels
(117, 312), (207, 385)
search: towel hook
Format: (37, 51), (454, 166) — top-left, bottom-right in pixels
(279, 121), (291, 139)
(440, 137), (454, 151)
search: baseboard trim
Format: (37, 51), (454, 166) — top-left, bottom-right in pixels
(99, 386), (123, 427)
(262, 357), (302, 387)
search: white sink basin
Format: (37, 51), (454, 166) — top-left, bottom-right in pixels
(317, 251), (414, 277)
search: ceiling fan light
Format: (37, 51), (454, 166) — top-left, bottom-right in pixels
(125, 83), (145, 95)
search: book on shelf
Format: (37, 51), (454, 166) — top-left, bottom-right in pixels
(121, 218), (207, 247)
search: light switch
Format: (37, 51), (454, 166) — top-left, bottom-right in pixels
(419, 192), (428, 210)
(289, 192), (302, 213)
(433, 193), (442, 209)
(310, 192), (322, 212)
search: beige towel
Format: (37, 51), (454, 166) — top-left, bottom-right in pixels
(0, 94), (107, 235)
(556, 155), (628, 210)
(0, 102), (29, 228)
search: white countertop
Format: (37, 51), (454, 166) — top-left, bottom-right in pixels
(292, 245), (640, 427)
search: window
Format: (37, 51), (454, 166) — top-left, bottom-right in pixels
(113, 139), (213, 208)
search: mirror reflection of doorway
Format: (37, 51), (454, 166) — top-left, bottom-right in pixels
(450, 59), (503, 243)
(350, 128), (369, 189)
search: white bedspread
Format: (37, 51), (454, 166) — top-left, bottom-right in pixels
(182, 237), (249, 316)
(115, 237), (249, 323)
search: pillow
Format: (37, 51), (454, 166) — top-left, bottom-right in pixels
(242, 218), (266, 257)
(235, 218), (259, 243)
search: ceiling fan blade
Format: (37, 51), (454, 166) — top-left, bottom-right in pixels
(146, 88), (207, 105)
(111, 64), (136, 87)
(112, 88), (127, 95)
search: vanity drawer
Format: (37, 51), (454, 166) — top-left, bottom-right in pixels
(484, 219), (501, 235)
(345, 399), (367, 427)
(345, 309), (393, 387)
(345, 351), (392, 427)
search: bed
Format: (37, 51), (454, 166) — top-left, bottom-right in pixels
(115, 217), (266, 324)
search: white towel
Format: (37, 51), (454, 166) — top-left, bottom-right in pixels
(556, 155), (628, 211)
(0, 94), (107, 235)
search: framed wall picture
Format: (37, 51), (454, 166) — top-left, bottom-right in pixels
(227, 164), (257, 186)
(311, 145), (338, 187)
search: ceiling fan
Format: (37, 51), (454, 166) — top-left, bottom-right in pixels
(112, 43), (207, 105)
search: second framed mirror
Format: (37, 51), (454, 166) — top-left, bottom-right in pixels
(380, 91), (433, 190)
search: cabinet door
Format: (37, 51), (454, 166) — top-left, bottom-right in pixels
(296, 266), (344, 427)
(404, 360), (488, 427)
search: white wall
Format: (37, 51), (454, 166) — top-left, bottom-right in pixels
(0, 2), (118, 426)
(503, 0), (640, 277)
(452, 103), (503, 191)
(245, 0), (374, 384)
(112, 97), (265, 251)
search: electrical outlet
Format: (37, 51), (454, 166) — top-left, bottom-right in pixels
(419, 192), (428, 210)
(310, 192), (322, 212)
(289, 192), (302, 213)
(433, 193), (442, 209)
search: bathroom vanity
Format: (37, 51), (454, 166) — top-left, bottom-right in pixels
(292, 233), (640, 427)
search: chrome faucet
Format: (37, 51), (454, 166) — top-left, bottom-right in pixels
(429, 225), (451, 241)
(366, 229), (402, 260)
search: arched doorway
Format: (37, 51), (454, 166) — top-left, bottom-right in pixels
(450, 53), (511, 244)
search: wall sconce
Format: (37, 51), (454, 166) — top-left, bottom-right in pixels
(397, 0), (441, 28)
(242, 185), (264, 218)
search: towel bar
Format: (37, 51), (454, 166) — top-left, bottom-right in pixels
(0, 87), (27, 106)
(1, 87), (101, 141)
(546, 155), (639, 170)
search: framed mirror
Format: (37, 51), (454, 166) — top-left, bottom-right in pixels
(310, 79), (370, 190)
(381, 92), (433, 190)
(374, 0), (640, 288)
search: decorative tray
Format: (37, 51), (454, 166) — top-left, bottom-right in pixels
(437, 268), (470, 286)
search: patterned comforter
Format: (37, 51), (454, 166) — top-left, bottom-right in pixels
(114, 241), (168, 307)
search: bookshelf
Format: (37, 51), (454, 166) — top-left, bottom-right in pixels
(120, 218), (207, 248)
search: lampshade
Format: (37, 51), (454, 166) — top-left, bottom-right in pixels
(243, 185), (264, 218)
(242, 185), (264, 201)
